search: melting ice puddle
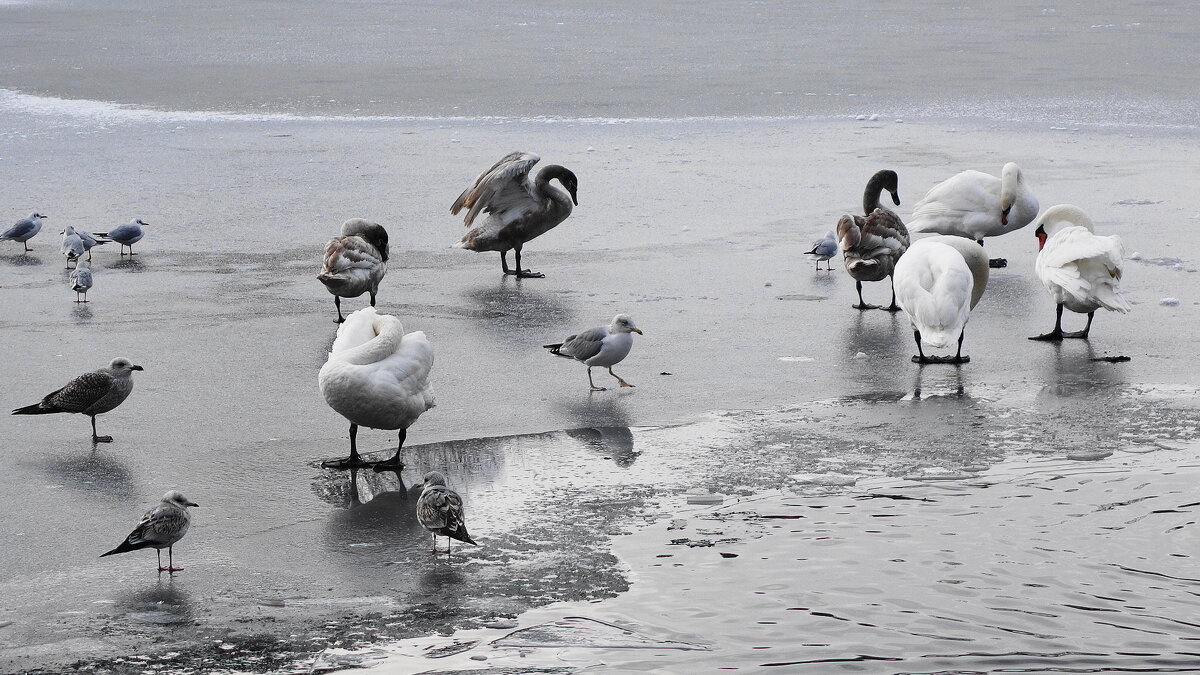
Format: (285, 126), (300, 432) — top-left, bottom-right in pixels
(778, 356), (815, 362)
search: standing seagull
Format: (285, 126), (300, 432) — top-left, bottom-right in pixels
(451, 151), (578, 278)
(319, 307), (434, 471)
(1029, 204), (1130, 341)
(70, 259), (93, 302)
(94, 219), (147, 256)
(416, 471), (477, 554)
(316, 218), (389, 323)
(101, 491), (198, 573)
(805, 231), (838, 271)
(73, 228), (110, 261)
(894, 236), (989, 364)
(12, 357), (143, 442)
(61, 227), (86, 268)
(1, 212), (46, 252)
(907, 163), (1039, 268)
(545, 315), (643, 391)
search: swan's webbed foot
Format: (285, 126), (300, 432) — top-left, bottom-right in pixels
(157, 566), (184, 573)
(1028, 330), (1064, 342)
(911, 354), (970, 365)
(1061, 330), (1090, 339)
(852, 302), (881, 310)
(92, 435), (114, 443)
(883, 303), (902, 312)
(506, 269), (545, 279)
(988, 258), (1008, 268)
(371, 457), (405, 473)
(321, 455), (374, 470)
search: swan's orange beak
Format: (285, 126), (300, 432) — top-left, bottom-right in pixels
(1036, 232), (1047, 251)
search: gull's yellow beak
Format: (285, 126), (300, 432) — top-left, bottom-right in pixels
(632, 327), (643, 335)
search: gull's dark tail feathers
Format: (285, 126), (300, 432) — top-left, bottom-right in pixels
(543, 343), (565, 356)
(12, 402), (58, 415)
(100, 539), (142, 557)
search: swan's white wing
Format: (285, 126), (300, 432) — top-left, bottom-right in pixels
(908, 170), (999, 234)
(1037, 228), (1128, 310)
(895, 242), (973, 348)
(451, 152), (540, 227)
(1041, 227), (1124, 276)
(378, 330), (436, 413)
(330, 306), (381, 355)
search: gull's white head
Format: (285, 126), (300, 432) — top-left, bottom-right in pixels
(162, 490), (199, 508)
(610, 314), (642, 335)
(108, 357), (144, 374)
(134, 218), (149, 227)
(29, 212), (46, 221)
(420, 471), (448, 489)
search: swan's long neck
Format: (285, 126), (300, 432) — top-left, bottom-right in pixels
(1000, 165), (1021, 210)
(337, 316), (404, 365)
(535, 167), (573, 208)
(1044, 205), (1095, 236)
(862, 173), (890, 215)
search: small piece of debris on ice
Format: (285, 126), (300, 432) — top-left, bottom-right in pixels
(854, 351), (867, 359)
(687, 492), (724, 505)
(1130, 252), (1143, 260)
(1160, 298), (1181, 306)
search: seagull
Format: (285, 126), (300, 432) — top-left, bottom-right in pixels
(894, 236), (989, 364)
(907, 163), (1039, 268)
(837, 170), (910, 310)
(316, 218), (389, 323)
(101, 490), (198, 573)
(451, 151), (578, 278)
(1, 212), (46, 252)
(73, 227), (110, 261)
(416, 471), (477, 554)
(70, 259), (93, 302)
(544, 315), (642, 391)
(94, 219), (147, 256)
(12, 357), (143, 442)
(805, 231), (838, 271)
(319, 307), (434, 471)
(1029, 204), (1130, 341)
(61, 227), (86, 268)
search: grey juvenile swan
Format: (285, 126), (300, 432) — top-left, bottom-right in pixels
(836, 170), (910, 310)
(317, 218), (389, 323)
(451, 152), (578, 278)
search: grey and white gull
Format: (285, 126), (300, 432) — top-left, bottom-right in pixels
(60, 227), (86, 268)
(545, 314), (643, 391)
(451, 151), (578, 278)
(416, 471), (477, 554)
(805, 231), (838, 271)
(316, 218), (389, 323)
(319, 307), (434, 471)
(101, 490), (199, 573)
(94, 219), (147, 256)
(12, 357), (143, 442)
(70, 259), (93, 302)
(1, 212), (46, 252)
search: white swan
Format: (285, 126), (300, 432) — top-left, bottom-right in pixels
(907, 162), (1039, 267)
(318, 307), (434, 471)
(837, 169), (909, 310)
(451, 151), (578, 278)
(894, 236), (989, 364)
(317, 218), (389, 323)
(1029, 204), (1130, 341)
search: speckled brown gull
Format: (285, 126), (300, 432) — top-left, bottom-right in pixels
(12, 357), (143, 442)
(416, 471), (476, 554)
(101, 490), (199, 573)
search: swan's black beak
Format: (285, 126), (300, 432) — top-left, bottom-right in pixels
(890, 191), (900, 206)
(570, 190), (578, 206)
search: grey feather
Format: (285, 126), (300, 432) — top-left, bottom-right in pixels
(552, 326), (607, 362)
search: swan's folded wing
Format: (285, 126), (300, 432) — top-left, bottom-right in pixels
(323, 236), (383, 273)
(863, 208), (910, 249)
(1043, 228), (1124, 278)
(909, 171), (995, 231)
(557, 327), (607, 361)
(835, 214), (863, 252)
(451, 152), (541, 227)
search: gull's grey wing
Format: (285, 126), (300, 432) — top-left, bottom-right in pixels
(41, 371), (115, 413)
(557, 326), (608, 362)
(1, 218), (35, 241)
(129, 504), (189, 548)
(418, 486), (464, 531)
(70, 267), (93, 290)
(451, 152), (540, 227)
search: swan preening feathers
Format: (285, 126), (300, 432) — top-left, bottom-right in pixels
(837, 170), (910, 310)
(895, 236), (990, 365)
(319, 307), (434, 471)
(1029, 204), (1130, 341)
(452, 151), (578, 278)
(908, 162), (1039, 267)
(317, 218), (390, 323)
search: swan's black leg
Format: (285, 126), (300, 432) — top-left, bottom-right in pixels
(511, 247), (544, 279)
(369, 291), (376, 307)
(1030, 304), (1066, 341)
(373, 429), (407, 472)
(852, 280), (880, 310)
(884, 275), (902, 312)
(951, 329), (970, 364)
(500, 250), (511, 275)
(334, 296), (345, 324)
(911, 329), (931, 364)
(979, 238), (1007, 268)
(323, 423), (373, 469)
(1063, 312), (1094, 339)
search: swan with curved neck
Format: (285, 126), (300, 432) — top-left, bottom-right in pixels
(1028, 204), (1130, 341)
(907, 162), (1039, 268)
(895, 236), (990, 365)
(451, 152), (578, 278)
(319, 307), (434, 471)
(837, 169), (910, 311)
(317, 218), (389, 323)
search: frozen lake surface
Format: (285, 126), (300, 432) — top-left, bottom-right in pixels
(0, 1), (1198, 673)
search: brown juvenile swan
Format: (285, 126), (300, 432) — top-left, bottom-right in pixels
(451, 152), (578, 278)
(836, 170), (910, 310)
(317, 218), (389, 323)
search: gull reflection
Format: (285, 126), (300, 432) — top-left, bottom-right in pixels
(115, 577), (192, 625)
(565, 427), (638, 467)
